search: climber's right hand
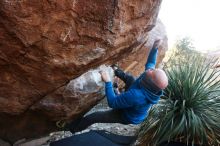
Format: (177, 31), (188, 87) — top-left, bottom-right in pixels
(100, 71), (111, 82)
(152, 39), (162, 49)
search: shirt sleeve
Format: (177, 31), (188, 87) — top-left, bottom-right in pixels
(145, 47), (158, 70)
(105, 82), (136, 109)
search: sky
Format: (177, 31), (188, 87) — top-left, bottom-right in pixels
(159, 0), (220, 52)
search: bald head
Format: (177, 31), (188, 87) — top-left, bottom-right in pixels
(147, 69), (168, 90)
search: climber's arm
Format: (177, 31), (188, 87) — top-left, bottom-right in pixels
(105, 82), (136, 109)
(145, 40), (161, 70)
(145, 47), (158, 70)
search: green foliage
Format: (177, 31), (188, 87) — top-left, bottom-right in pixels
(176, 37), (195, 52)
(138, 40), (220, 146)
(165, 37), (201, 68)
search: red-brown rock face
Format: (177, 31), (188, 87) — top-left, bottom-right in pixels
(0, 0), (166, 143)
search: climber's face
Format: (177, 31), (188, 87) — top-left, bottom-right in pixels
(145, 69), (157, 86)
(145, 69), (159, 89)
(146, 69), (154, 79)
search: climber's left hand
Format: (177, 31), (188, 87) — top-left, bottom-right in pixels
(100, 71), (111, 82)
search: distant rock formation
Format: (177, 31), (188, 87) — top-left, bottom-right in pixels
(206, 49), (220, 68)
(0, 0), (167, 143)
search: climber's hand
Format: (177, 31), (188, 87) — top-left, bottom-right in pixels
(152, 39), (162, 49)
(100, 71), (111, 82)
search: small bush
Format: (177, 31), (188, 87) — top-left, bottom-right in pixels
(138, 41), (220, 145)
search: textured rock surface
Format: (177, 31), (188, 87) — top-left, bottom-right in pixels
(0, 0), (165, 143)
(119, 19), (168, 77)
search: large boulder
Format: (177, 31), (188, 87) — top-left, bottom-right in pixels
(0, 0), (166, 143)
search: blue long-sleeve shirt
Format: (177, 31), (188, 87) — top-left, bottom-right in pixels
(105, 47), (162, 124)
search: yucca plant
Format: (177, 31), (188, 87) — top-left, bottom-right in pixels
(138, 53), (220, 146)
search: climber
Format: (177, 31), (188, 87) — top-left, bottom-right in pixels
(66, 40), (168, 133)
